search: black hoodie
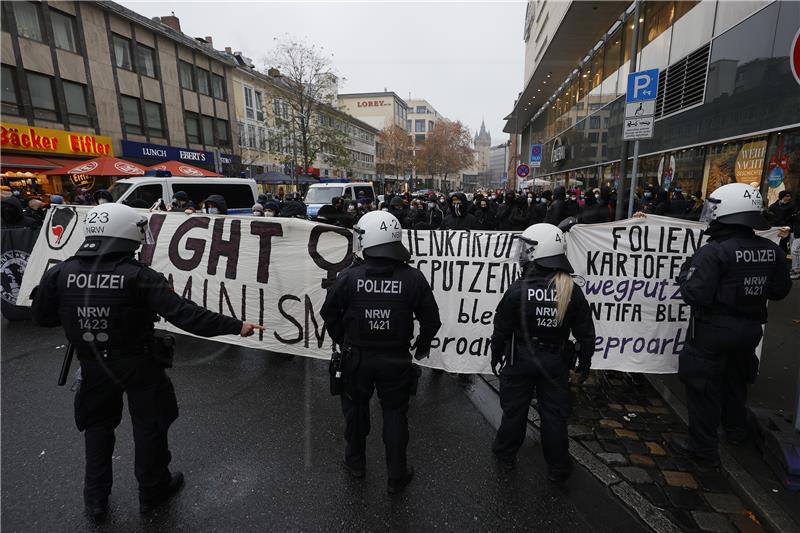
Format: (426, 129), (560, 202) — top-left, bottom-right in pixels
(1, 196), (37, 228)
(203, 194), (228, 214)
(442, 192), (476, 230)
(544, 187), (567, 225)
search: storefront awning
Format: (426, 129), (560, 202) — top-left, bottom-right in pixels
(46, 156), (147, 176)
(0, 155), (62, 170)
(148, 160), (221, 177)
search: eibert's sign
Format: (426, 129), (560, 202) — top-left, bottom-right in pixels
(0, 123), (114, 157)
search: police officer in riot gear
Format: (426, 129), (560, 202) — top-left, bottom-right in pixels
(670, 183), (791, 468)
(321, 210), (441, 494)
(491, 223), (595, 482)
(30, 203), (263, 519)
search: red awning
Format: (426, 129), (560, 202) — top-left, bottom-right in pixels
(148, 160), (221, 177)
(0, 155), (62, 170)
(46, 156), (147, 176)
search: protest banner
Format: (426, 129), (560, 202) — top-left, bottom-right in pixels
(17, 208), (779, 374)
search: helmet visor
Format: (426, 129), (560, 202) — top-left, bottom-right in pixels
(138, 216), (155, 245)
(513, 236), (538, 266)
(699, 197), (721, 225)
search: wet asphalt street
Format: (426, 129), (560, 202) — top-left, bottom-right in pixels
(2, 320), (645, 532)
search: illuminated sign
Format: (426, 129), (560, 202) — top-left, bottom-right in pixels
(0, 123), (114, 156)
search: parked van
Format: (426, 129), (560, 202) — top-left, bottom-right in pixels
(304, 181), (375, 217)
(108, 177), (258, 214)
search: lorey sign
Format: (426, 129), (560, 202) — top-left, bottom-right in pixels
(18, 209), (779, 374)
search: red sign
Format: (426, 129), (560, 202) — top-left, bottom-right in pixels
(792, 27), (800, 85)
(516, 164), (530, 178)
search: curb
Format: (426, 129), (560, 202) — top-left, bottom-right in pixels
(646, 375), (800, 533)
(461, 376), (683, 533)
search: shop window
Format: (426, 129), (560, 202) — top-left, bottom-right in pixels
(13, 2), (43, 42)
(1, 65), (21, 116)
(212, 74), (225, 100)
(763, 130), (799, 205)
(196, 67), (210, 95)
(144, 101), (164, 138)
(185, 112), (201, 143)
(136, 44), (157, 78)
(50, 9), (78, 53)
(113, 34), (133, 70)
(63, 81), (90, 127)
(215, 119), (229, 146)
(179, 60), (194, 91)
(27, 72), (58, 121)
(202, 115), (214, 145)
(121, 95), (142, 135)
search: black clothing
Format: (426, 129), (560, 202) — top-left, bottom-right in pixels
(668, 195), (689, 218)
(544, 189), (567, 225)
(474, 206), (496, 230)
(506, 197), (531, 231)
(321, 257), (441, 480)
(202, 194), (228, 214)
(490, 265), (595, 473)
(442, 192), (476, 230)
(279, 200), (306, 218)
(677, 224), (791, 461)
(1, 196), (38, 228)
(579, 196), (608, 224)
(564, 199), (580, 219)
(426, 205), (444, 229)
(31, 254), (242, 506)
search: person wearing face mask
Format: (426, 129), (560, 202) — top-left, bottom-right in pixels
(426, 198), (444, 229)
(263, 200), (280, 218)
(442, 192), (476, 230)
(578, 189), (607, 224)
(93, 190), (114, 205)
(564, 191), (579, 219)
(474, 199), (496, 230)
(202, 194), (228, 215)
(544, 187), (567, 226)
(507, 195), (531, 231)
(252, 203), (265, 216)
(685, 191), (704, 221)
(169, 191), (195, 213)
(407, 199), (425, 228)
(496, 190), (517, 230)
(388, 196), (410, 229)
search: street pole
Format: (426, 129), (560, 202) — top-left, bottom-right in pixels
(627, 140), (640, 217)
(616, 0), (640, 221)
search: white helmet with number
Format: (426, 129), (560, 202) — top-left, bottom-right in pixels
(700, 182), (770, 230)
(516, 223), (573, 273)
(353, 210), (410, 261)
(76, 203), (152, 257)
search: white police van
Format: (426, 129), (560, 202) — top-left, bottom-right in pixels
(108, 176), (258, 214)
(304, 180), (375, 217)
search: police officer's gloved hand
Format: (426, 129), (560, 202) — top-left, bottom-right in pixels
(412, 338), (431, 361)
(574, 359), (591, 384)
(491, 351), (504, 376)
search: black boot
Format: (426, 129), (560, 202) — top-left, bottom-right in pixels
(387, 466), (414, 494)
(668, 436), (721, 470)
(140, 472), (185, 514)
(84, 498), (108, 521)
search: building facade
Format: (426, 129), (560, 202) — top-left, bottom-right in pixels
(336, 92), (408, 132)
(1, 1), (242, 196)
(506, 0), (800, 205)
(473, 120), (491, 173)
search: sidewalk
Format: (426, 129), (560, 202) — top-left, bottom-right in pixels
(472, 370), (799, 533)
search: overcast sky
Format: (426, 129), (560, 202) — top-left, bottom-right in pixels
(121, 0), (525, 144)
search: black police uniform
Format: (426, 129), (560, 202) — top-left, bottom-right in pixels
(677, 223), (791, 461)
(320, 257), (441, 482)
(491, 264), (595, 477)
(31, 253), (243, 509)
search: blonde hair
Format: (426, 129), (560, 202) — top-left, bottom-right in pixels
(547, 271), (574, 325)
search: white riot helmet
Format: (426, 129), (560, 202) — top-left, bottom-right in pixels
(515, 223), (573, 273)
(699, 182), (770, 230)
(353, 210), (410, 261)
(76, 203), (153, 257)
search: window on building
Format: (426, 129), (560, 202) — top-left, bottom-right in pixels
(258, 127), (267, 150)
(244, 86), (254, 119)
(415, 119), (425, 132)
(405, 120), (411, 130)
(27, 72), (58, 121)
(185, 112), (201, 143)
(202, 115), (214, 144)
(587, 132), (599, 143)
(196, 68), (210, 95)
(121, 95), (142, 135)
(136, 44), (157, 78)
(238, 122), (246, 146)
(255, 91), (264, 121)
(603, 28), (622, 85)
(416, 106), (427, 114)
(247, 124), (256, 148)
(1, 65), (21, 116)
(589, 116), (601, 129)
(212, 74), (225, 100)
(50, 9), (78, 52)
(63, 81), (90, 126)
(144, 100), (164, 137)
(179, 60), (194, 90)
(642, 1), (676, 47)
(415, 134), (425, 143)
(216, 119), (229, 146)
(113, 35), (133, 70)
(428, 121), (434, 131)
(13, 2), (43, 42)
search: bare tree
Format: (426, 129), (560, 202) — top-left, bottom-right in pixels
(377, 125), (413, 181)
(414, 121), (474, 190)
(267, 37), (350, 175)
